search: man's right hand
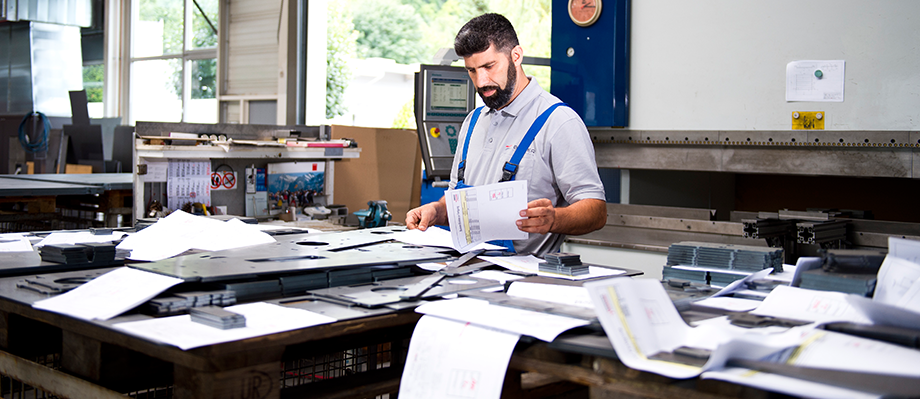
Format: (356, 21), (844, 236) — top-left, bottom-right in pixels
(406, 198), (447, 230)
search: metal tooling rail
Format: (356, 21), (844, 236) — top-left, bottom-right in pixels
(567, 204), (756, 253)
(589, 129), (920, 178)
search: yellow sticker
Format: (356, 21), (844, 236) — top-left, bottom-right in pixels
(792, 111), (825, 130)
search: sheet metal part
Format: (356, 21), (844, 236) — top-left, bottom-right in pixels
(309, 273), (501, 308)
(130, 227), (453, 282)
(460, 290), (598, 321)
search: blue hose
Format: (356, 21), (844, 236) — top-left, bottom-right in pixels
(18, 111), (50, 153)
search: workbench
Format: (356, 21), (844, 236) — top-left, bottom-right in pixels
(0, 228), (781, 399)
(0, 173), (133, 232)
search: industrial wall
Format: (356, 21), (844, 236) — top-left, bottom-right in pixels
(627, 0), (920, 131)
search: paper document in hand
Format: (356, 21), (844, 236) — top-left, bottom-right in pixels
(399, 315), (520, 399)
(445, 180), (527, 252)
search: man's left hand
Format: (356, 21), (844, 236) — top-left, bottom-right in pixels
(516, 198), (555, 234)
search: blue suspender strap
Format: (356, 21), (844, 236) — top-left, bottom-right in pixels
(457, 106), (484, 185)
(500, 102), (566, 182)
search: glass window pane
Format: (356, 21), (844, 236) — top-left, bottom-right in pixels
(135, 0), (183, 57)
(82, 64), (104, 118)
(186, 58), (218, 123)
(191, 0), (219, 49)
(190, 58), (216, 99)
(130, 59), (182, 124)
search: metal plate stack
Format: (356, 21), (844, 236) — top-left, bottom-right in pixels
(709, 271), (749, 287)
(539, 253), (589, 276)
(661, 265), (708, 285)
(799, 268), (877, 296)
(666, 242), (783, 273)
(39, 244), (90, 264)
(190, 306), (246, 330)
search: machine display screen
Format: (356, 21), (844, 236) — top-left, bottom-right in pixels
(429, 77), (469, 111)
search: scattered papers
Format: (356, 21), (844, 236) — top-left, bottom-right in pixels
(0, 234), (33, 252)
(445, 180), (527, 252)
(583, 277), (810, 380)
(692, 297), (762, 313)
(114, 302), (336, 350)
(470, 270), (525, 283)
(415, 297), (588, 342)
(399, 315), (519, 399)
(874, 256), (920, 306)
(480, 255), (625, 280)
(846, 294), (920, 330)
(703, 329), (920, 399)
(35, 231), (127, 248)
(712, 268), (774, 297)
(116, 211), (276, 261)
(32, 267), (184, 320)
(751, 285), (871, 325)
(785, 60), (845, 102)
(507, 282), (594, 309)
(390, 226), (504, 252)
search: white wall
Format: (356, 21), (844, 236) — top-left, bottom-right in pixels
(628, 0), (920, 131)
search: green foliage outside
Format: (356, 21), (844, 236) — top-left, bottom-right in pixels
(392, 100), (417, 130)
(138, 0), (218, 99)
(327, 3), (358, 119)
(83, 64), (104, 103)
(325, 0), (553, 128)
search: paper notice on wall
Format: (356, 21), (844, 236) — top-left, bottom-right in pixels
(167, 160), (211, 211)
(785, 60), (845, 102)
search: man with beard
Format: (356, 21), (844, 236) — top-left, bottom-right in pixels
(405, 13), (607, 256)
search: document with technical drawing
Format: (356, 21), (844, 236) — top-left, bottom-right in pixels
(445, 180), (527, 252)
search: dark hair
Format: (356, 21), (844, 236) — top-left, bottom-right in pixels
(454, 13), (519, 57)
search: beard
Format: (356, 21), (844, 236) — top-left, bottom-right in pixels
(477, 59), (517, 110)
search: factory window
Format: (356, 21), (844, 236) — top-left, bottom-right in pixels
(128, 0), (219, 124)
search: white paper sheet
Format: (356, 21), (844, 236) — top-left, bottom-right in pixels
(116, 211), (276, 261)
(785, 60), (845, 102)
(712, 268), (774, 297)
(415, 297), (588, 342)
(584, 277), (702, 378)
(35, 231), (127, 248)
(143, 161), (168, 183)
(399, 315), (520, 399)
(888, 237), (920, 264)
(874, 255), (920, 306)
(703, 329), (920, 399)
(0, 234), (33, 252)
(480, 255), (625, 280)
(445, 180), (528, 252)
(471, 270), (525, 283)
(390, 226), (504, 252)
(692, 297), (763, 313)
(507, 282), (594, 309)
(750, 285), (871, 325)
(32, 267), (184, 320)
(846, 294), (920, 330)
(765, 264), (796, 284)
(113, 302), (336, 350)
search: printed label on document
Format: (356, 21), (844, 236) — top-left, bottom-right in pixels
(445, 180), (528, 252)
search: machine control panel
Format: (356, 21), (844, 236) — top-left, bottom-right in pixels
(414, 65), (476, 180)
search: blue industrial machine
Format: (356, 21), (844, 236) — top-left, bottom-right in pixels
(551, 0), (631, 127)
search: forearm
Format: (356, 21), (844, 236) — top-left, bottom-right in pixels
(550, 198), (607, 235)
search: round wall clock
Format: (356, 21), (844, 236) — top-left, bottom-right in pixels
(568, 0), (602, 27)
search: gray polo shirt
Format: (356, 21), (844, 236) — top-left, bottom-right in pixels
(449, 78), (606, 255)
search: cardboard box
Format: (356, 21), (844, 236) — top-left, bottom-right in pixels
(331, 126), (422, 224)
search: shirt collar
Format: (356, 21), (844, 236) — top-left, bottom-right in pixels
(486, 76), (540, 117)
